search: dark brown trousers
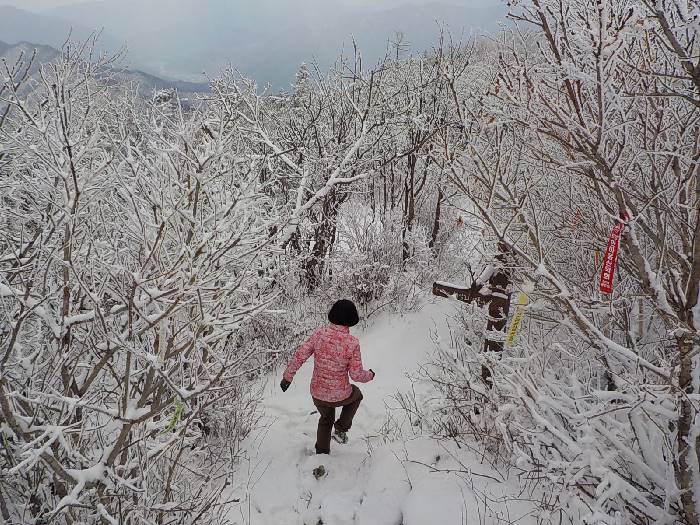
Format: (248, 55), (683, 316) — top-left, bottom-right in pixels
(312, 385), (363, 454)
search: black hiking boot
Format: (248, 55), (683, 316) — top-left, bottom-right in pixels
(332, 428), (348, 444)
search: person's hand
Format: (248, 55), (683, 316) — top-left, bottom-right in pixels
(369, 369), (376, 379)
(280, 379), (291, 392)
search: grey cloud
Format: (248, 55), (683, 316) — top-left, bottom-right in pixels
(1, 0), (508, 86)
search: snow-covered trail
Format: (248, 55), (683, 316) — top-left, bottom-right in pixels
(227, 296), (539, 525)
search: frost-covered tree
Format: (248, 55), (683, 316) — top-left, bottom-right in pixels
(0, 34), (420, 522)
(217, 53), (410, 291)
(428, 0), (700, 523)
(0, 41), (284, 523)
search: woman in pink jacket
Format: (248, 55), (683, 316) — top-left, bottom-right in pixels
(280, 299), (375, 454)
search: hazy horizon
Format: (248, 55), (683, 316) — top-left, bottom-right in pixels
(0, 0), (508, 86)
(2, 0), (494, 11)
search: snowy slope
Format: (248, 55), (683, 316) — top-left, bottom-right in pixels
(226, 296), (541, 525)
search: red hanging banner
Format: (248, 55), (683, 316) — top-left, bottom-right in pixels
(599, 222), (625, 294)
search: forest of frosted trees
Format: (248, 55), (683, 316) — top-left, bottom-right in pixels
(1, 0), (699, 523)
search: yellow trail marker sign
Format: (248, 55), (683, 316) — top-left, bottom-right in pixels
(505, 293), (529, 348)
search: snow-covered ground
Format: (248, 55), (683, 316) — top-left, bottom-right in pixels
(226, 296), (541, 525)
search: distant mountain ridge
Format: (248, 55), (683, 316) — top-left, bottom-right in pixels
(0, 39), (210, 95)
(0, 5), (120, 54)
(0, 39), (61, 79)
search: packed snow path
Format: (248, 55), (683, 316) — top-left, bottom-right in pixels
(229, 297), (540, 525)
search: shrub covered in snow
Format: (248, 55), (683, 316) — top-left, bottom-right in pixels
(0, 41), (400, 524)
(422, 1), (700, 523)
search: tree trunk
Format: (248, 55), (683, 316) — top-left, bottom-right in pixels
(402, 153), (417, 263)
(677, 336), (700, 525)
(305, 193), (341, 290)
(429, 185), (443, 251)
(432, 245), (513, 387)
(382, 168), (388, 218)
(481, 262), (512, 385)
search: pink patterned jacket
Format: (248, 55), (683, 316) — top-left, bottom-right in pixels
(283, 324), (374, 402)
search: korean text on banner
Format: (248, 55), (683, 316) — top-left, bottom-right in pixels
(599, 222), (625, 294)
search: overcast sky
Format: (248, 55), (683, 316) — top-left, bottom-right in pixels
(0, 0), (81, 11)
(2, 0), (80, 9)
(1, 0), (503, 85)
(4, 0), (489, 12)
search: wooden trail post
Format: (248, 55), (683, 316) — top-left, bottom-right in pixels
(432, 244), (513, 385)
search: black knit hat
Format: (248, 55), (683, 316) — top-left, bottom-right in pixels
(328, 299), (359, 327)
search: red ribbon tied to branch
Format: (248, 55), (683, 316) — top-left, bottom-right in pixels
(599, 221), (625, 294)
